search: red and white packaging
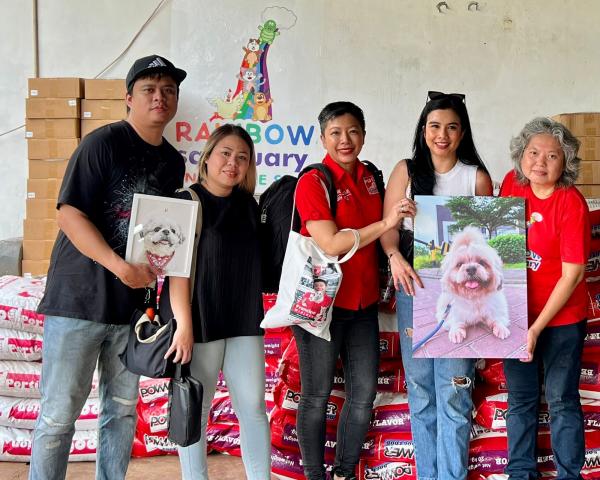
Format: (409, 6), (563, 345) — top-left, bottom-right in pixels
(474, 392), (549, 432)
(0, 361), (99, 399)
(0, 276), (47, 334)
(467, 430), (508, 478)
(278, 340), (301, 392)
(0, 328), (43, 361)
(361, 432), (414, 464)
(209, 391), (238, 425)
(263, 293), (278, 314)
(379, 331), (400, 359)
(0, 426), (96, 462)
(369, 393), (411, 434)
(584, 317), (600, 354)
(138, 376), (170, 404)
(358, 458), (416, 480)
(586, 249), (600, 282)
(264, 328), (293, 363)
(206, 422), (242, 456)
(136, 397), (169, 434)
(271, 444), (306, 480)
(0, 396), (99, 430)
(131, 430), (178, 457)
(580, 355), (600, 399)
(476, 359), (508, 391)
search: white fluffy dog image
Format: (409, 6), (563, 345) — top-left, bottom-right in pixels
(436, 226), (510, 344)
(137, 216), (185, 271)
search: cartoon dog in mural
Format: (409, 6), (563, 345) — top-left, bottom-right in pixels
(237, 67), (265, 93)
(208, 89), (246, 120)
(436, 226), (510, 343)
(137, 215), (185, 273)
(242, 38), (261, 68)
(249, 92), (273, 122)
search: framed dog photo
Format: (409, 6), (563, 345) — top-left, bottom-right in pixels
(411, 195), (528, 359)
(125, 193), (198, 277)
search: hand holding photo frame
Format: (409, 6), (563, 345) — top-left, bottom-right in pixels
(411, 195), (528, 359)
(125, 193), (198, 277)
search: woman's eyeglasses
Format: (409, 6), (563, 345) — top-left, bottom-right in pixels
(427, 91), (466, 103)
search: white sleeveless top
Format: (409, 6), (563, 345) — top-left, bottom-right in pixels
(403, 161), (478, 230)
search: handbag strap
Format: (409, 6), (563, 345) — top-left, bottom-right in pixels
(176, 186), (203, 299)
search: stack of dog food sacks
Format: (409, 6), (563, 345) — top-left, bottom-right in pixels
(0, 275), (99, 462)
(23, 78), (81, 276)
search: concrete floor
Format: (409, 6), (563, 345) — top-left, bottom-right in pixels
(0, 452), (250, 479)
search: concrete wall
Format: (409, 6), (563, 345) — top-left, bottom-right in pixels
(2, 0), (600, 239)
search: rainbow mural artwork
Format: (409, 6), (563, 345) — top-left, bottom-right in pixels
(208, 6), (297, 123)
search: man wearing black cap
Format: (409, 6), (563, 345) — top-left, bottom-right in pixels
(30, 55), (187, 480)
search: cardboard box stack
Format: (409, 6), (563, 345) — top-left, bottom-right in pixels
(24, 78), (83, 276)
(552, 113), (600, 198)
(81, 79), (126, 138)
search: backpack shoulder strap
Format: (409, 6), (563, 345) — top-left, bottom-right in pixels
(175, 186), (203, 300)
(361, 160), (385, 200)
(292, 163), (337, 231)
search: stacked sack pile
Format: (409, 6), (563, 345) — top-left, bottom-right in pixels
(0, 275), (99, 462)
(470, 201), (600, 480)
(267, 309), (413, 480)
(24, 77), (82, 277)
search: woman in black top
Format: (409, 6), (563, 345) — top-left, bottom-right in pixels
(160, 125), (270, 480)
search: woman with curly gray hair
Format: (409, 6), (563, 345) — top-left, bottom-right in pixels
(499, 117), (590, 479)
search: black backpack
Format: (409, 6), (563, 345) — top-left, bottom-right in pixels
(259, 161), (385, 293)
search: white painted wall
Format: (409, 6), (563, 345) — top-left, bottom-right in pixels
(2, 0), (600, 240)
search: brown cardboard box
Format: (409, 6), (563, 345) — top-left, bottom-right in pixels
(28, 159), (69, 179)
(81, 99), (126, 120)
(579, 137), (600, 161)
(28, 78), (83, 98)
(81, 119), (118, 138)
(26, 98), (80, 118)
(28, 139), (79, 159)
(23, 218), (59, 241)
(577, 161), (600, 185)
(23, 240), (55, 261)
(576, 185), (600, 198)
(26, 199), (57, 220)
(84, 79), (125, 99)
(25, 119), (80, 139)
(22, 259), (51, 276)
(552, 113), (600, 137)
(27, 179), (61, 199)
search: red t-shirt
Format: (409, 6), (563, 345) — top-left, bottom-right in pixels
(295, 154), (382, 310)
(500, 170), (590, 327)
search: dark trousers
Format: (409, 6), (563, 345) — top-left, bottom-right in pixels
(292, 304), (379, 480)
(503, 319), (587, 480)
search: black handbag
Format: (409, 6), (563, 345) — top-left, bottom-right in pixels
(120, 186), (203, 378)
(167, 362), (204, 447)
(119, 304), (177, 378)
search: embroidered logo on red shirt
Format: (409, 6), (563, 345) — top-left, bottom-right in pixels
(337, 188), (352, 202)
(526, 249), (542, 271)
(363, 175), (379, 195)
(527, 212), (543, 231)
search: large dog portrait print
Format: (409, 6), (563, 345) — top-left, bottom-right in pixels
(411, 196), (527, 359)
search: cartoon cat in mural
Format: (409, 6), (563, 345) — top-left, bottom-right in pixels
(248, 92), (273, 122)
(236, 68), (265, 93)
(207, 89), (246, 121)
(242, 38), (261, 68)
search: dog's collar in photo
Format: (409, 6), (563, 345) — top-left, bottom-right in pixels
(146, 251), (175, 271)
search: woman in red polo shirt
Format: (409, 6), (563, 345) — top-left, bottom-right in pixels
(293, 101), (409, 480)
(500, 117), (589, 479)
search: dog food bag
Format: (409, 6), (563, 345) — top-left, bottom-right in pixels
(0, 328), (43, 361)
(580, 355), (600, 399)
(138, 376), (170, 404)
(475, 359), (508, 391)
(585, 318), (600, 355)
(357, 459), (416, 480)
(0, 361), (99, 398)
(271, 444), (307, 480)
(131, 430), (178, 458)
(369, 393), (412, 434)
(0, 396), (99, 431)
(0, 276), (47, 334)
(206, 422), (242, 457)
(379, 331), (400, 359)
(278, 340), (301, 391)
(0, 426), (97, 462)
(136, 397), (169, 435)
(467, 430), (509, 478)
(361, 432), (415, 464)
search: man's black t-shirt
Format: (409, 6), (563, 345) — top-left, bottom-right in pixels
(38, 120), (185, 324)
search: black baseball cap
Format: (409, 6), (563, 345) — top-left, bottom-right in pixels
(126, 54), (187, 91)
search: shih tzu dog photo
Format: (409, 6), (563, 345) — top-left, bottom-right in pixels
(137, 216), (185, 273)
(436, 226), (510, 344)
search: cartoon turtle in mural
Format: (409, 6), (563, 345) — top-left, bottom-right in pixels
(258, 19), (280, 45)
